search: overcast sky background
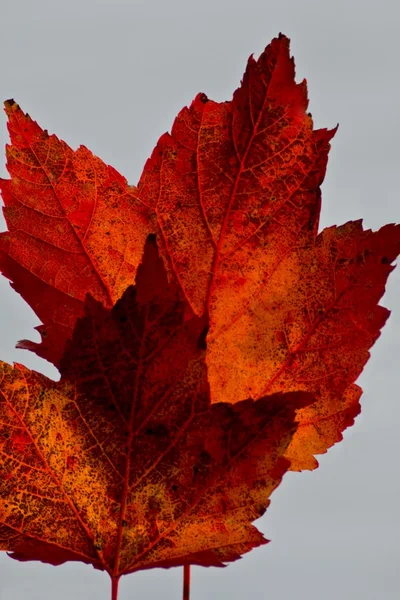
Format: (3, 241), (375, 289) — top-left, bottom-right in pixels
(0, 0), (399, 599)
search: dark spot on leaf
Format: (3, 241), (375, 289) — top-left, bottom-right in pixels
(119, 315), (128, 323)
(200, 449), (212, 464)
(171, 484), (178, 492)
(199, 93), (209, 104)
(145, 424), (169, 437)
(381, 256), (390, 264)
(193, 454), (211, 479)
(254, 478), (267, 489)
(197, 325), (209, 350)
(356, 254), (366, 265)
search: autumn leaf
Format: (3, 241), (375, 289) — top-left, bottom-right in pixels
(136, 35), (400, 470)
(0, 237), (313, 586)
(1, 34), (399, 477)
(0, 99), (148, 366)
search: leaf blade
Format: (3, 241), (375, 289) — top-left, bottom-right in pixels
(0, 99), (151, 366)
(0, 238), (313, 574)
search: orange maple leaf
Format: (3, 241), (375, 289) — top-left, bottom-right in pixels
(0, 237), (312, 595)
(137, 36), (400, 470)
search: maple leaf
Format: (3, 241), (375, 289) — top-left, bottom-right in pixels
(1, 34), (399, 478)
(137, 35), (400, 470)
(0, 99), (149, 366)
(0, 237), (313, 588)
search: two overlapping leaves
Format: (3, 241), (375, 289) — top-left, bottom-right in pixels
(0, 34), (399, 582)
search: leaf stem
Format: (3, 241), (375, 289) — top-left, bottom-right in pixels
(183, 565), (191, 600)
(111, 575), (120, 600)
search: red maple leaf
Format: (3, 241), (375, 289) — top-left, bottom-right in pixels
(0, 237), (312, 596)
(0, 101), (149, 365)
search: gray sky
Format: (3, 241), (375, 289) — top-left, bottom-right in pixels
(0, 0), (399, 598)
